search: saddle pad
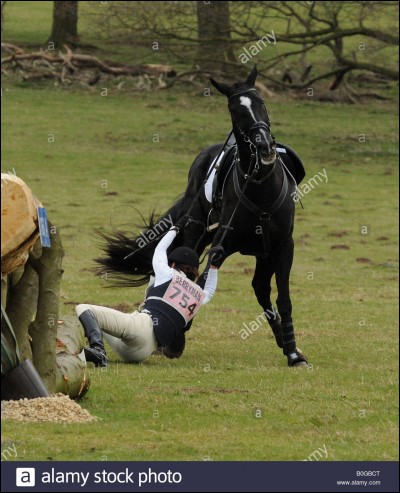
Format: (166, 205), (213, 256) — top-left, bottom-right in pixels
(205, 149), (226, 202)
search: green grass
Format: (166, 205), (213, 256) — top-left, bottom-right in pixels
(1, 1), (399, 462)
(1, 1), (53, 46)
(1, 82), (398, 461)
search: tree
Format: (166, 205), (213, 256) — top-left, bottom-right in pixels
(86, 1), (238, 73)
(1, 1), (6, 29)
(87, 1), (398, 91)
(196, 1), (236, 73)
(48, 1), (79, 49)
(239, 1), (399, 90)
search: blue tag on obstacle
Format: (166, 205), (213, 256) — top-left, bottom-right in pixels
(37, 207), (51, 248)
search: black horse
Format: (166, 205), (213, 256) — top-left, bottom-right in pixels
(96, 66), (308, 367)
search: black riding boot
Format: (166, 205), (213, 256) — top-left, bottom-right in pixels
(79, 310), (108, 367)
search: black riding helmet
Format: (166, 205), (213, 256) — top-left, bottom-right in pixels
(168, 247), (199, 269)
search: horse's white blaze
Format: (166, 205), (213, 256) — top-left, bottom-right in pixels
(239, 96), (257, 122)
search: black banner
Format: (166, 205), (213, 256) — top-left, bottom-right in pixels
(1, 461), (399, 492)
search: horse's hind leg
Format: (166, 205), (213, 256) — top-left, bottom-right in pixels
(252, 257), (283, 348)
(274, 237), (308, 367)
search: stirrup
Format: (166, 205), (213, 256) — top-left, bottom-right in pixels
(287, 348), (308, 367)
(84, 347), (108, 367)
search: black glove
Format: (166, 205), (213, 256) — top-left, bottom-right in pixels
(172, 215), (191, 233)
(210, 245), (225, 267)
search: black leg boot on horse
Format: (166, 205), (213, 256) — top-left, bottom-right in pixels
(275, 239), (308, 367)
(79, 310), (108, 367)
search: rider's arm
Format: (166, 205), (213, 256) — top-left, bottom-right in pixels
(202, 266), (218, 304)
(152, 229), (177, 287)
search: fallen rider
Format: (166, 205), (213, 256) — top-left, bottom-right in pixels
(76, 217), (218, 366)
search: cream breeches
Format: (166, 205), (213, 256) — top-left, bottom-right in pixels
(76, 304), (158, 363)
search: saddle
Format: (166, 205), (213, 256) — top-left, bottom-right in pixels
(211, 144), (236, 211)
(275, 142), (306, 186)
(210, 136), (306, 212)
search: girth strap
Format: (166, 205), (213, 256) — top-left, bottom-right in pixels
(233, 158), (291, 257)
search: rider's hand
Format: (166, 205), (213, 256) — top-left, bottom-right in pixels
(171, 215), (191, 233)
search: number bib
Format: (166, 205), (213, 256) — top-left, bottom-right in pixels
(162, 273), (205, 324)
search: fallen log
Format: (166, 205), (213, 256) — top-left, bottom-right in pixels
(55, 316), (91, 399)
(1, 44), (176, 78)
(0, 42), (24, 55)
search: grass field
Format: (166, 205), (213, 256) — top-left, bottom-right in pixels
(1, 2), (399, 462)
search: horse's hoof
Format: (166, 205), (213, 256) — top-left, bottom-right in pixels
(292, 361), (308, 368)
(287, 348), (308, 367)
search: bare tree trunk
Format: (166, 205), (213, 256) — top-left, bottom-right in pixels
(1, 1), (6, 29)
(48, 1), (79, 48)
(196, 1), (236, 74)
(29, 226), (64, 392)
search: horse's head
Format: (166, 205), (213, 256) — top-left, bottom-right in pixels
(210, 65), (276, 166)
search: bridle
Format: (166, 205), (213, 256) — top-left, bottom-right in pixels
(228, 88), (276, 185)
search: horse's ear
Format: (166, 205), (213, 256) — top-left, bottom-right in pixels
(210, 78), (231, 97)
(245, 65), (258, 87)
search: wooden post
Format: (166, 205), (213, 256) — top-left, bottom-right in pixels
(5, 265), (38, 361)
(29, 225), (64, 393)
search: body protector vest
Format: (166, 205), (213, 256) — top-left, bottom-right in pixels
(144, 272), (205, 347)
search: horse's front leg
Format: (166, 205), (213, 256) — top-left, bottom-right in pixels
(252, 256), (283, 348)
(274, 237), (308, 367)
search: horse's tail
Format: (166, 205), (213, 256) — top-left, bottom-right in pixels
(94, 196), (186, 287)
